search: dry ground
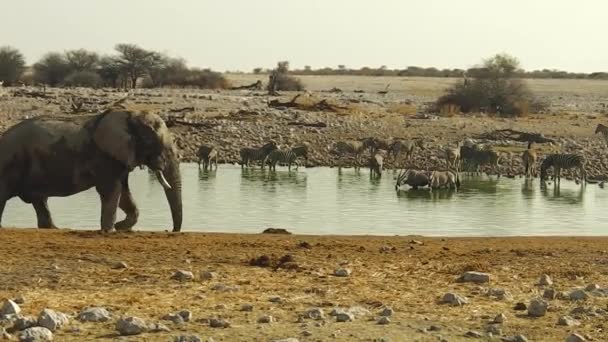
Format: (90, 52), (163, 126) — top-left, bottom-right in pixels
(1, 229), (608, 341)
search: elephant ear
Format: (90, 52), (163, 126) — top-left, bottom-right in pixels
(93, 111), (137, 169)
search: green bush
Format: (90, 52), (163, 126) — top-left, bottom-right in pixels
(0, 46), (26, 85)
(33, 52), (71, 86)
(63, 71), (102, 87)
(184, 68), (229, 89)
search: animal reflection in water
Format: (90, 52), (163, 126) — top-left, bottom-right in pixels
(396, 187), (455, 201)
(540, 180), (585, 204)
(240, 168), (307, 188)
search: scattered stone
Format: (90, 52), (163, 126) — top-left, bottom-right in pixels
(335, 312), (354, 322)
(257, 315), (275, 324)
(297, 241), (312, 249)
(465, 330), (483, 338)
(262, 228), (291, 234)
(162, 313), (185, 324)
(77, 307), (111, 322)
(214, 304), (227, 310)
(111, 261), (128, 269)
(428, 325), (442, 331)
(178, 310), (192, 322)
(148, 322), (171, 332)
(486, 288), (513, 301)
(37, 309), (69, 332)
(528, 298), (548, 317)
(538, 274), (553, 286)
(13, 296), (25, 305)
(409, 240), (424, 245)
(347, 306), (370, 317)
(240, 304), (254, 312)
(513, 302), (527, 311)
(209, 318), (230, 328)
(493, 313), (507, 324)
(565, 333), (587, 342)
(543, 288), (557, 300)
(334, 268), (351, 277)
(379, 307), (394, 317)
(17, 327), (53, 342)
(174, 336), (202, 342)
(441, 293), (468, 306)
(377, 316), (390, 325)
(486, 324), (502, 335)
(171, 270), (194, 281)
(269, 296), (282, 303)
(304, 308), (324, 320)
(558, 315), (579, 326)
(301, 330), (312, 337)
(200, 271), (216, 280)
(585, 284), (600, 291)
(1, 329), (11, 340)
(211, 284), (239, 292)
(116, 316), (148, 336)
(0, 300), (21, 317)
(501, 335), (529, 342)
(570, 290), (590, 301)
(12, 316), (38, 331)
(457, 271), (491, 283)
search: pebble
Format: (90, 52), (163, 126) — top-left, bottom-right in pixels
(37, 309), (69, 332)
(334, 268), (351, 277)
(240, 304), (254, 312)
(209, 318), (230, 328)
(12, 316), (38, 331)
(538, 274), (553, 286)
(257, 315), (275, 324)
(335, 312), (355, 322)
(13, 296), (25, 305)
(111, 261), (128, 269)
(486, 288), (513, 301)
(565, 333), (587, 342)
(543, 288), (557, 300)
(502, 335), (529, 342)
(200, 271), (217, 280)
(162, 313), (185, 324)
(377, 316), (390, 325)
(171, 270), (194, 281)
(0, 300), (21, 317)
(77, 307), (112, 322)
(148, 322), (171, 332)
(493, 313), (507, 324)
(465, 330), (483, 338)
(379, 307), (394, 317)
(116, 316), (149, 336)
(17, 327), (53, 342)
(304, 308), (324, 320)
(428, 325), (442, 331)
(513, 302), (527, 311)
(528, 299), (548, 317)
(174, 336), (202, 342)
(211, 284), (239, 292)
(441, 292), (468, 306)
(585, 284), (600, 291)
(269, 296), (282, 303)
(458, 271), (491, 283)
(557, 315), (579, 326)
(486, 324), (502, 335)
(570, 289), (590, 301)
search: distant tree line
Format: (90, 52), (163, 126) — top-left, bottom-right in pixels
(0, 44), (229, 89)
(254, 65), (608, 80)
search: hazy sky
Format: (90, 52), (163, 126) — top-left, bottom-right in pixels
(3, 0), (607, 72)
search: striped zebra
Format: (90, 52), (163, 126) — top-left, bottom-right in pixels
(330, 138), (375, 167)
(595, 124), (608, 146)
(540, 153), (586, 185)
(239, 141), (278, 169)
(264, 144), (309, 171)
(389, 139), (425, 163)
(197, 144), (218, 170)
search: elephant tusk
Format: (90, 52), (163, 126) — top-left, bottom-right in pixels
(155, 170), (172, 190)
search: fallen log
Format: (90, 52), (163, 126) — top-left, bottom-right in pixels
(287, 121), (327, 128)
(475, 129), (555, 144)
(230, 80), (262, 90)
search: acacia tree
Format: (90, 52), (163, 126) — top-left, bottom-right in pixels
(0, 46), (26, 85)
(97, 56), (123, 88)
(114, 43), (162, 88)
(33, 52), (71, 86)
(148, 55), (189, 87)
(65, 49), (99, 72)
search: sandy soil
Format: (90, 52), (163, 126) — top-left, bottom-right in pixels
(1, 229), (607, 341)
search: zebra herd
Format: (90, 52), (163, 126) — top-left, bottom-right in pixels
(194, 122), (608, 189)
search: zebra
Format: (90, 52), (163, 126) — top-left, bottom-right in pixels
(389, 139), (425, 163)
(330, 138), (375, 168)
(595, 123), (608, 147)
(521, 141), (537, 178)
(197, 144), (218, 170)
(540, 153), (586, 185)
(264, 144), (309, 171)
(239, 141), (278, 169)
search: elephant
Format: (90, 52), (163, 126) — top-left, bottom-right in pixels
(0, 109), (182, 232)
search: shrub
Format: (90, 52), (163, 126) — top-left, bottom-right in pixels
(270, 73), (304, 91)
(33, 52), (71, 86)
(436, 53), (542, 117)
(0, 46), (26, 85)
(63, 71), (102, 87)
(184, 68), (229, 89)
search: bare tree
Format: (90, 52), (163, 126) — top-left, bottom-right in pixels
(65, 49), (100, 72)
(114, 43), (162, 88)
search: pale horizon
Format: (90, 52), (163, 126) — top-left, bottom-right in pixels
(2, 0), (607, 73)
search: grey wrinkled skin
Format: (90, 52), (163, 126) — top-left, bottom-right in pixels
(0, 109), (182, 232)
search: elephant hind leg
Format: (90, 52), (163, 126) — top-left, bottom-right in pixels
(32, 198), (57, 229)
(115, 178), (138, 231)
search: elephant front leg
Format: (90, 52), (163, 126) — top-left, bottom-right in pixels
(96, 181), (122, 232)
(33, 198), (57, 229)
(115, 179), (139, 231)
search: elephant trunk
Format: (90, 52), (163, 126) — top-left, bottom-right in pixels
(159, 157), (182, 232)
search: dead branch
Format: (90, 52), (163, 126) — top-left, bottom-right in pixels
(230, 80), (262, 90)
(168, 106), (195, 113)
(287, 121), (327, 128)
(475, 129), (555, 144)
(164, 117), (217, 129)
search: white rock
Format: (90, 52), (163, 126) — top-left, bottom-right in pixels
(557, 315), (579, 326)
(538, 274), (553, 286)
(441, 293), (468, 306)
(334, 268), (351, 277)
(458, 271), (491, 283)
(565, 333), (587, 342)
(37, 309), (69, 332)
(0, 300), (21, 317)
(171, 270), (194, 281)
(527, 299), (548, 317)
(12, 316), (37, 331)
(18, 327), (53, 342)
(116, 316), (148, 336)
(304, 308), (324, 320)
(77, 307), (111, 322)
